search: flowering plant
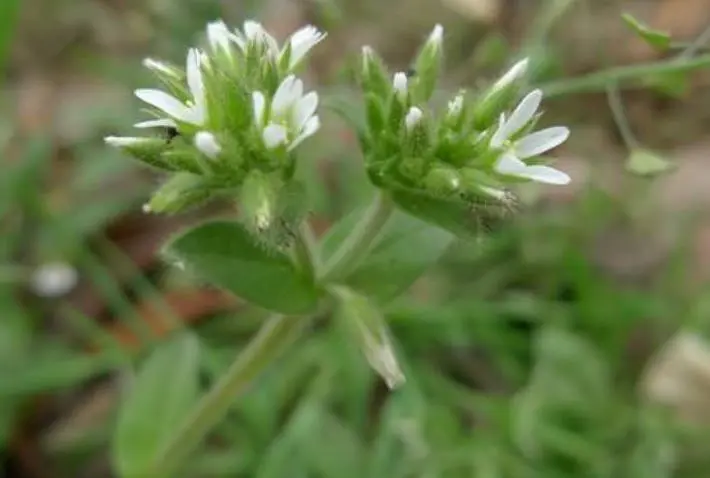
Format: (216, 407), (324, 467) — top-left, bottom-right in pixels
(106, 18), (572, 477)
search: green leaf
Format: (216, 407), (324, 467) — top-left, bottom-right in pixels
(164, 220), (320, 314)
(346, 209), (456, 302)
(113, 333), (201, 478)
(0, 0), (20, 75)
(622, 13), (671, 51)
(625, 148), (675, 177)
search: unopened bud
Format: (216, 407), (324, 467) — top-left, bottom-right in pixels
(404, 106), (423, 131)
(194, 131), (221, 159)
(393, 72), (408, 100)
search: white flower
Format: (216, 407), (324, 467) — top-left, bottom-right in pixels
(284, 25), (327, 69)
(490, 89), (570, 185)
(393, 72), (408, 99)
(234, 20), (280, 54)
(206, 20), (233, 54)
(232, 21), (326, 70)
(405, 106), (423, 131)
(194, 131), (221, 159)
(30, 262), (78, 298)
(252, 75), (320, 151)
(134, 48), (207, 128)
(491, 58), (529, 93)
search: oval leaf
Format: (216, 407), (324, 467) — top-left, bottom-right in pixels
(113, 333), (201, 478)
(164, 220), (320, 314)
(346, 209), (456, 302)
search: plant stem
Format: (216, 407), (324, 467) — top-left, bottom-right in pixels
(151, 314), (307, 477)
(540, 53), (710, 97)
(291, 220), (319, 277)
(319, 191), (395, 282)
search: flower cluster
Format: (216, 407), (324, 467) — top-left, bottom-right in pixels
(105, 20), (326, 216)
(358, 26), (570, 208)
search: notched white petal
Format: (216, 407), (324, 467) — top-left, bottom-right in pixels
(134, 118), (178, 129)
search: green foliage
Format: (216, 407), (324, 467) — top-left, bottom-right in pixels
(163, 220), (321, 314)
(113, 333), (201, 478)
(622, 13), (671, 52)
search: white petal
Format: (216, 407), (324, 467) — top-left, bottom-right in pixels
(135, 89), (192, 122)
(272, 75), (300, 115)
(494, 152), (528, 175)
(515, 126), (570, 158)
(243, 20), (265, 40)
(185, 48), (206, 123)
(503, 89), (542, 138)
(288, 26), (326, 68)
(252, 91), (266, 127)
(104, 136), (149, 147)
(207, 20), (232, 52)
(492, 58), (529, 92)
(194, 131), (221, 159)
(292, 91), (318, 131)
(243, 20), (278, 54)
(134, 118), (178, 128)
(289, 116), (320, 151)
(514, 165), (571, 185)
(262, 123), (289, 149)
(405, 107), (423, 131)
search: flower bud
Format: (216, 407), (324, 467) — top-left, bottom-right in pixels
(472, 58), (530, 130)
(147, 173), (213, 214)
(194, 131), (221, 159)
(104, 136), (176, 172)
(240, 170), (280, 234)
(393, 72), (408, 101)
(360, 46), (391, 100)
(424, 166), (461, 196)
(410, 24), (444, 102)
(331, 286), (405, 389)
(404, 106), (423, 131)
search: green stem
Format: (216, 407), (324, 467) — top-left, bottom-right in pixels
(539, 53), (710, 97)
(291, 221), (319, 277)
(151, 314), (307, 477)
(319, 191), (395, 282)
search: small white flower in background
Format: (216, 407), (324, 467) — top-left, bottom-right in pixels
(490, 89), (570, 185)
(142, 58), (180, 79)
(30, 262), (78, 298)
(491, 58), (529, 93)
(252, 75), (320, 151)
(206, 20), (233, 54)
(194, 131), (221, 159)
(405, 106), (423, 131)
(134, 48), (207, 128)
(393, 72), (408, 100)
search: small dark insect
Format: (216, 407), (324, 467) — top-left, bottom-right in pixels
(406, 67), (417, 78)
(164, 127), (180, 143)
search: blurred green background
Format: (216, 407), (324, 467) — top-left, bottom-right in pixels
(3, 0), (710, 476)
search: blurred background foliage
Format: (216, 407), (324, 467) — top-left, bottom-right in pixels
(3, 0), (710, 476)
